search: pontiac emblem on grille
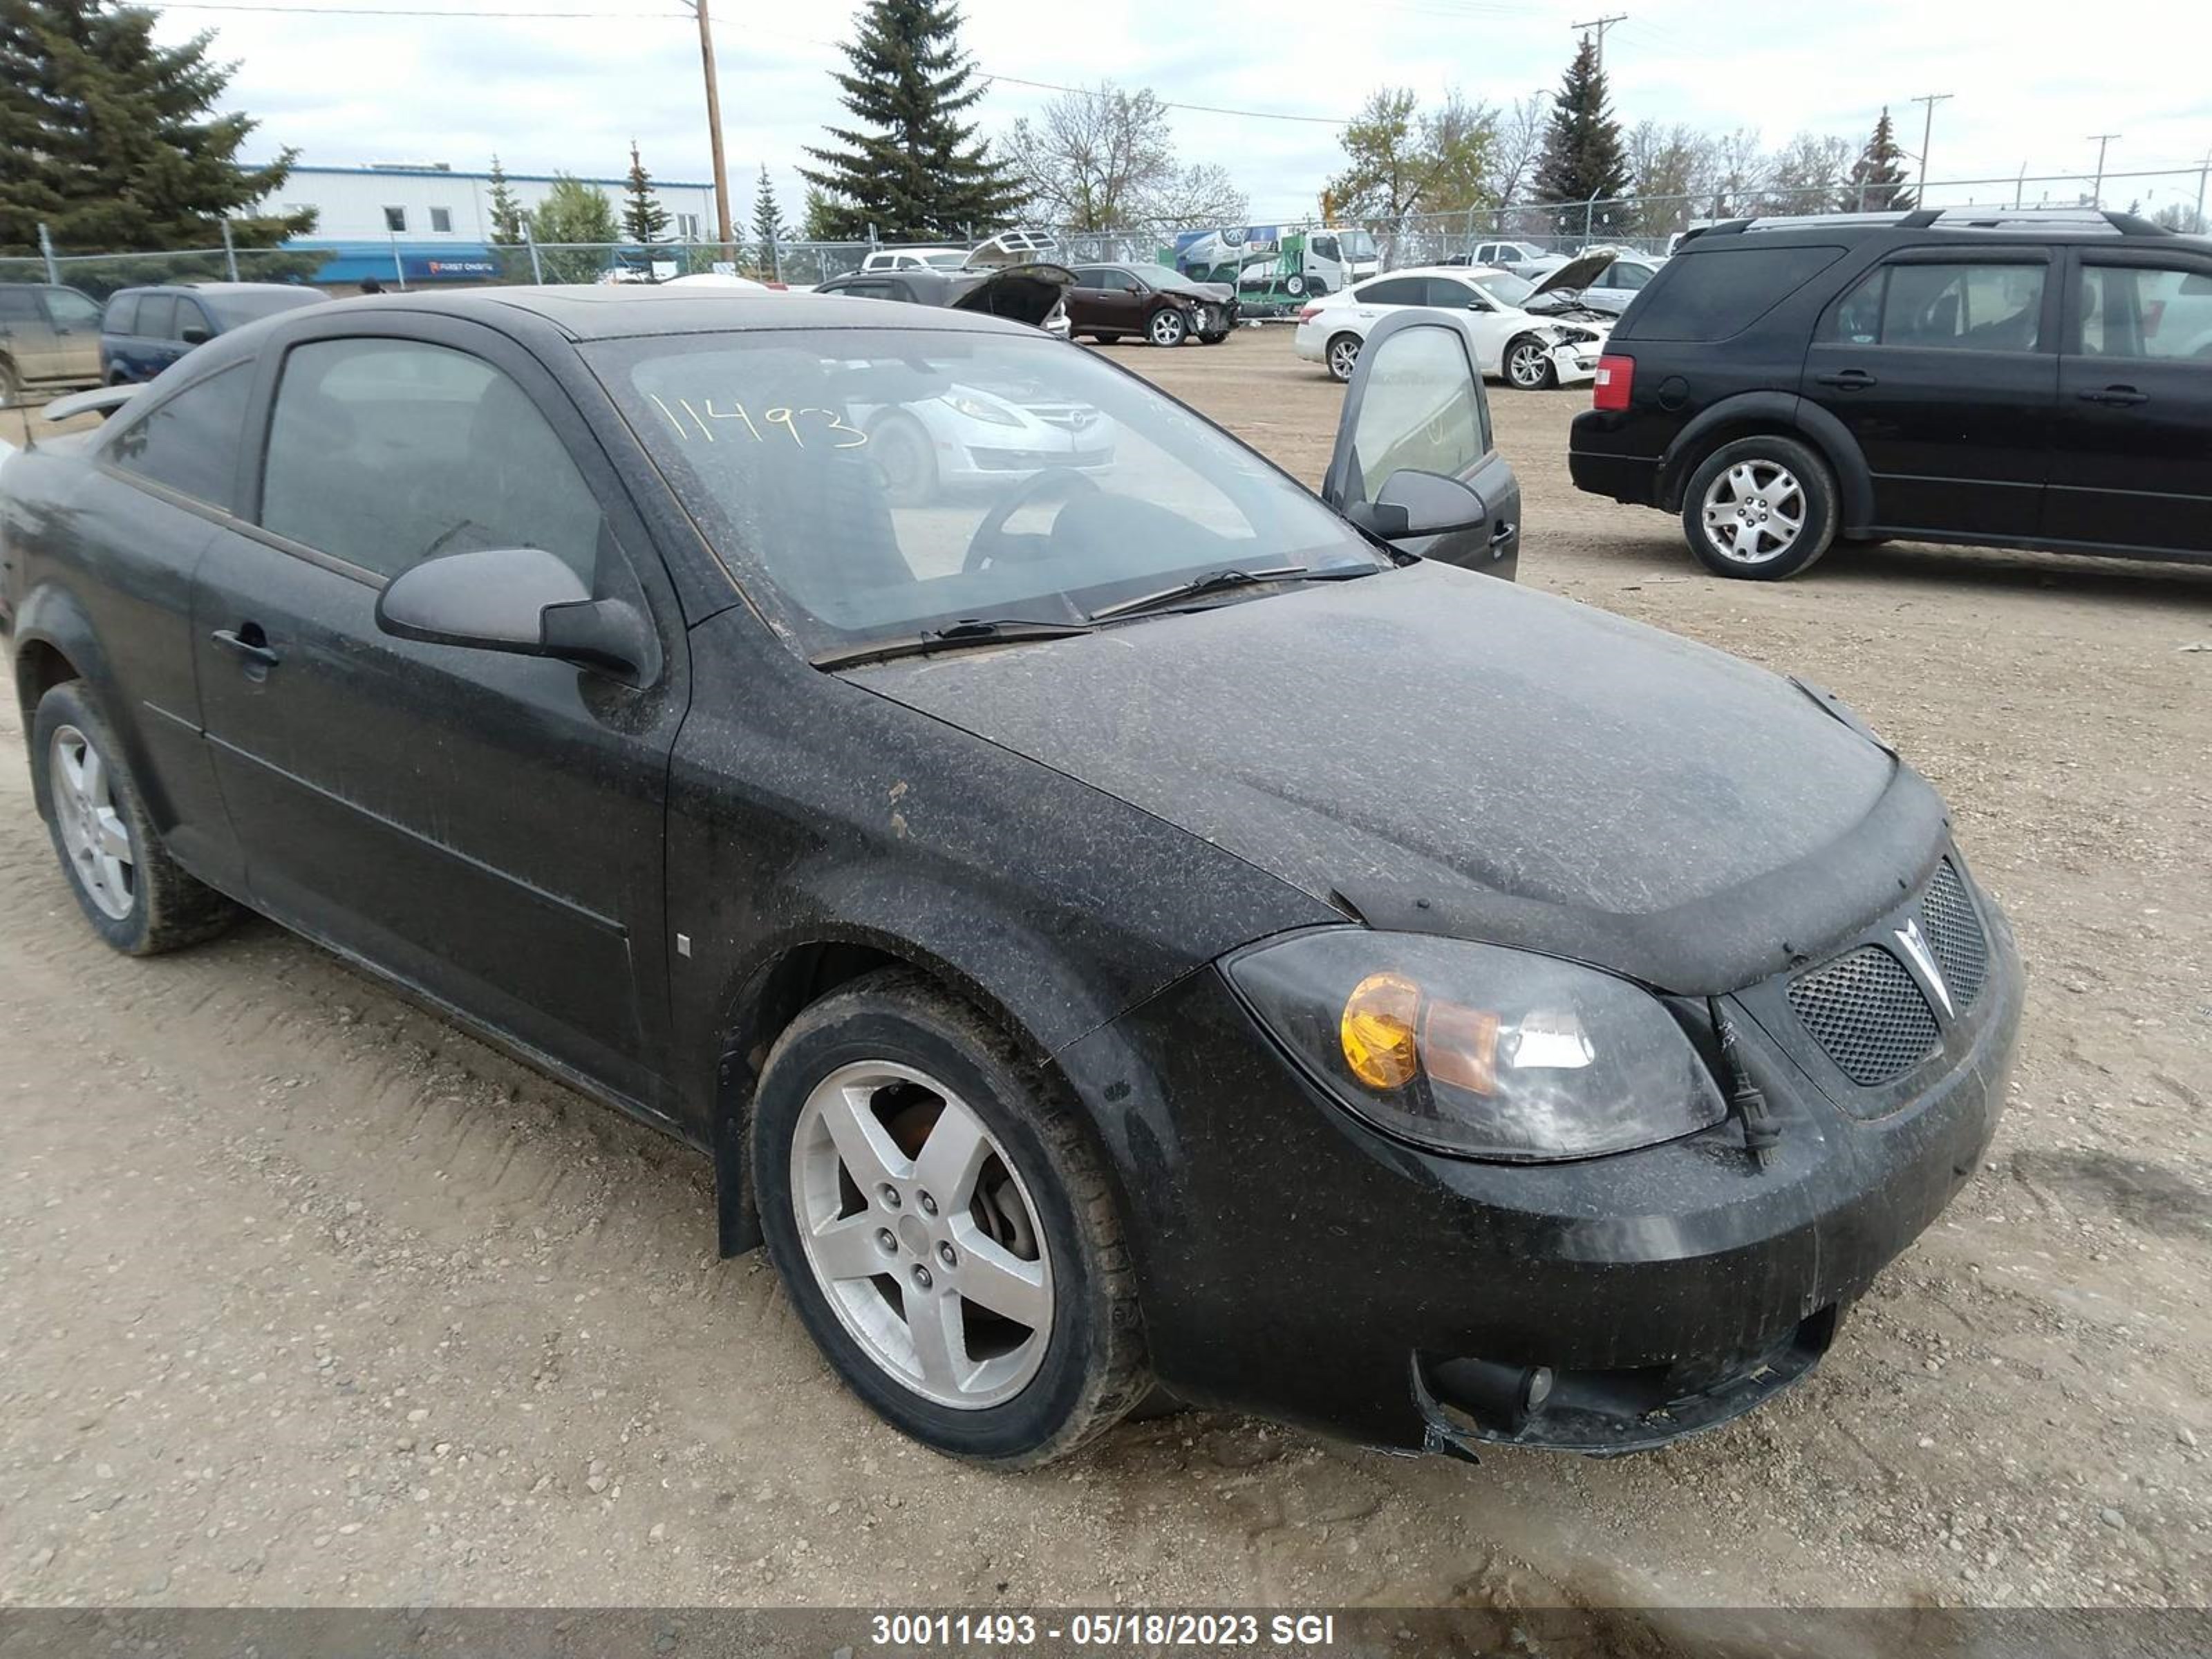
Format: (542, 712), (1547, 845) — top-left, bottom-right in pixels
(1894, 917), (1953, 1017)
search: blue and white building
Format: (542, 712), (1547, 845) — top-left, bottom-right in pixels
(262, 162), (722, 285)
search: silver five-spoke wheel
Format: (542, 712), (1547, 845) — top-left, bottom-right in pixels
(48, 724), (135, 920)
(1700, 459), (1806, 565)
(791, 1060), (1053, 1409)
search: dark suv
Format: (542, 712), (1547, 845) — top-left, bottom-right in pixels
(1570, 209), (2212, 578)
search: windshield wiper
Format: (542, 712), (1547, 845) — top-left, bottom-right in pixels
(812, 616), (1095, 670)
(1087, 562), (1379, 622)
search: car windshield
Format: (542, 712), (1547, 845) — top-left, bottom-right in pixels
(590, 327), (1382, 659)
(1127, 265), (1187, 290)
(1468, 270), (1536, 308)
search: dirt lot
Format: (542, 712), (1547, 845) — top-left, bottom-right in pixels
(3, 328), (2208, 1620)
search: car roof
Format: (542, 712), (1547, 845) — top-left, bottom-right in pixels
(264, 285), (1036, 342)
(1678, 207), (2204, 252)
(1366, 265), (1510, 279)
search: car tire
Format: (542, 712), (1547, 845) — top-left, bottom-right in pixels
(1146, 307), (1188, 348)
(1197, 330), (1229, 346)
(868, 413), (939, 507)
(1504, 335), (1557, 391)
(1284, 274), (1306, 298)
(31, 680), (238, 956)
(1680, 435), (1840, 581)
(752, 968), (1149, 1468)
(1325, 332), (1362, 383)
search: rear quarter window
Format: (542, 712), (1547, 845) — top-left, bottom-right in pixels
(104, 294), (140, 335)
(1620, 244), (1848, 341)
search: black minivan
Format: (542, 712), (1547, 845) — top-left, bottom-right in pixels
(1570, 208), (2212, 577)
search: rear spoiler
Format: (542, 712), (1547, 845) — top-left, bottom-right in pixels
(42, 384), (141, 424)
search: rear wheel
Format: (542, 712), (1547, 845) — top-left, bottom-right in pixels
(1325, 332), (1361, 383)
(1681, 434), (1839, 580)
(753, 970), (1148, 1466)
(1146, 307), (1188, 348)
(31, 681), (237, 955)
(1504, 336), (1557, 391)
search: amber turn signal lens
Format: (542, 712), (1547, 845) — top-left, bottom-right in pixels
(1340, 971), (1422, 1090)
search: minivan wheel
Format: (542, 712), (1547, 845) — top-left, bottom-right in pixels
(1683, 435), (1839, 580)
(1326, 333), (1361, 382)
(752, 969), (1148, 1466)
(1147, 307), (1188, 348)
(1505, 337), (1557, 390)
(31, 682), (238, 955)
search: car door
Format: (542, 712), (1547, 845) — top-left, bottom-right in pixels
(0, 287), (51, 390)
(1322, 309), (1521, 578)
(124, 294), (177, 384)
(2045, 248), (2212, 555)
(191, 314), (689, 1112)
(1798, 249), (2058, 538)
(41, 286), (104, 384)
(1343, 275), (1429, 335)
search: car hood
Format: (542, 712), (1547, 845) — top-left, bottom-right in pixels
(948, 263), (1075, 328)
(1165, 279), (1235, 303)
(1529, 249), (1619, 297)
(847, 563), (1940, 994)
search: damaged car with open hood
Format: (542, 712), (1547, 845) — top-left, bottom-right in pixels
(1, 288), (2020, 1468)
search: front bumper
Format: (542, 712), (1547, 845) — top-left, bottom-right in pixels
(1058, 890), (2022, 1455)
(1549, 341), (1602, 386)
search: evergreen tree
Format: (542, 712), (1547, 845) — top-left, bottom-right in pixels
(1532, 37), (1631, 212)
(1841, 108), (1915, 212)
(485, 153), (526, 245)
(0, 0), (313, 256)
(798, 0), (1022, 240)
(621, 140), (668, 243)
(750, 165), (785, 276)
(800, 185), (843, 242)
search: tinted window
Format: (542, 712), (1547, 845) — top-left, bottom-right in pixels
(104, 294), (140, 335)
(46, 288), (101, 329)
(1624, 245), (1847, 341)
(260, 337), (606, 583)
(1070, 267), (1113, 286)
(1345, 323), (1486, 498)
(1609, 261), (1654, 291)
(108, 362), (252, 510)
(832, 279), (901, 301)
(1358, 277), (1427, 306)
(1422, 276), (1475, 308)
(136, 295), (177, 339)
(2079, 263), (2212, 361)
(1832, 261), (2045, 352)
(176, 299), (213, 340)
(0, 289), (39, 323)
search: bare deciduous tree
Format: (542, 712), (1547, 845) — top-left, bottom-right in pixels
(1003, 82), (1244, 231)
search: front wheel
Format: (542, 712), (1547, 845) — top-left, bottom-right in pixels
(31, 680), (238, 955)
(1504, 336), (1557, 391)
(869, 413), (938, 507)
(753, 970), (1149, 1466)
(1680, 435), (1840, 580)
(1146, 306), (1188, 348)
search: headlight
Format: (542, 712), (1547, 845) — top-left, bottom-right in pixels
(1227, 931), (1726, 1161)
(942, 393), (1022, 427)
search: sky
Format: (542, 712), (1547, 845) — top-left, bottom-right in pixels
(153, 0), (2212, 227)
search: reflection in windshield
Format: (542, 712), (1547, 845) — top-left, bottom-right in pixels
(590, 328), (1380, 658)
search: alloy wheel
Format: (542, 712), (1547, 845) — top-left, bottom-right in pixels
(1508, 341), (1550, 388)
(49, 724), (135, 920)
(789, 1060), (1054, 1409)
(1328, 337), (1361, 381)
(1148, 309), (1187, 347)
(1700, 459), (1807, 564)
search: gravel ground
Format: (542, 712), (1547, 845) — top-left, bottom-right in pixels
(2, 329), (2208, 1618)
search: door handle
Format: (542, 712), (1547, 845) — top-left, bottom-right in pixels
(1813, 369), (1877, 389)
(1490, 521), (1517, 545)
(2078, 385), (2148, 406)
(212, 628), (281, 672)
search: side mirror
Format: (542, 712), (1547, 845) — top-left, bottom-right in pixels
(375, 546), (652, 681)
(1345, 469), (1488, 541)
(178, 324), (212, 346)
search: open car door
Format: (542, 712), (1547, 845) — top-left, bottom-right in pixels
(1321, 308), (1521, 579)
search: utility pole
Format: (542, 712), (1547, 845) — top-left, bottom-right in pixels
(1571, 13), (1627, 73)
(1909, 93), (1952, 203)
(2086, 133), (2120, 208)
(684, 0), (733, 249)
(2196, 144), (2210, 234)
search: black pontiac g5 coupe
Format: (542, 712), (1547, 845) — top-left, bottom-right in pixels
(1, 288), (2018, 1465)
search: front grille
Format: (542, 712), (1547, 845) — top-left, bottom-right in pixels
(1788, 946), (1939, 1086)
(1918, 859), (1988, 1009)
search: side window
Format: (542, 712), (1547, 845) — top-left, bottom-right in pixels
(176, 300), (212, 341)
(1866, 261), (2046, 352)
(1347, 324), (1486, 498)
(1358, 277), (1427, 306)
(2079, 264), (2212, 362)
(1612, 262), (1653, 292)
(104, 294), (140, 335)
(1423, 276), (1477, 309)
(1629, 245), (1847, 342)
(108, 362), (253, 511)
(137, 295), (178, 341)
(0, 289), (40, 325)
(259, 337), (608, 584)
(46, 289), (102, 330)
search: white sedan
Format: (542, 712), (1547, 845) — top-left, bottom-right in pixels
(1294, 255), (1615, 389)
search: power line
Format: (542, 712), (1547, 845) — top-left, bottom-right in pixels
(1571, 12), (1627, 73)
(977, 73), (1347, 126)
